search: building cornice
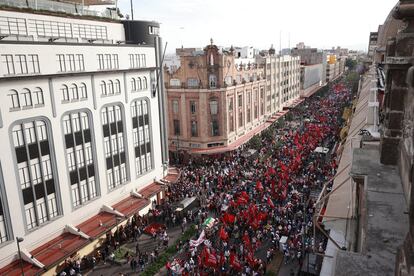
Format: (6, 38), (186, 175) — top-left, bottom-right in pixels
(0, 67), (158, 82)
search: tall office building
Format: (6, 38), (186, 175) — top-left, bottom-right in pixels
(0, 1), (169, 274)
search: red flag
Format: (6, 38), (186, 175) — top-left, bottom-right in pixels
(223, 212), (236, 224)
(246, 251), (256, 267)
(256, 181), (264, 192)
(240, 191), (250, 201)
(237, 196), (248, 206)
(220, 227), (229, 241)
(219, 252), (225, 266)
(243, 233), (251, 250)
(203, 247), (218, 268)
(230, 252), (242, 271)
(268, 197), (275, 208)
(267, 166), (276, 176)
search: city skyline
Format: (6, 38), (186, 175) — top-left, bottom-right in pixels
(117, 0), (397, 53)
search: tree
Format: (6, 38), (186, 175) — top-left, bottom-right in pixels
(345, 58), (357, 70)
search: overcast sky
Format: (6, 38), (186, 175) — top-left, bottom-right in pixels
(116, 0), (397, 53)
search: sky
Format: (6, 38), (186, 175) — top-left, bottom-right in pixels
(116, 0), (397, 53)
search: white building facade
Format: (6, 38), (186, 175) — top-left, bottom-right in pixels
(0, 9), (168, 271)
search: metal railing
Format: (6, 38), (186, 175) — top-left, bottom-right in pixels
(0, 0), (118, 19)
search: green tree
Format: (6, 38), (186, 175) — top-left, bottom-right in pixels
(345, 58), (357, 70)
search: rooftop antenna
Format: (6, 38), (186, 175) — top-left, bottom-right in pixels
(130, 0), (134, 20)
(279, 30), (282, 55)
(288, 32), (291, 49)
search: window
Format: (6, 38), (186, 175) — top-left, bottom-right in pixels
(229, 112), (234, 132)
(105, 54), (111, 69)
(209, 100), (218, 115)
(131, 78), (136, 91)
(170, 79), (181, 87)
(107, 80), (114, 95)
(70, 84), (78, 100)
(187, 78), (199, 88)
(102, 105), (128, 189)
(172, 100), (179, 114)
(191, 121), (198, 137)
(21, 89), (32, 107)
(239, 110), (243, 127)
(209, 74), (217, 88)
(62, 112), (98, 207)
(76, 54), (84, 71)
(79, 83), (87, 99)
(114, 80), (121, 94)
(33, 87), (44, 105)
(57, 54), (66, 72)
(228, 98), (233, 111)
(238, 94), (243, 107)
(113, 54), (119, 69)
(141, 54), (146, 67)
(62, 85), (69, 102)
(190, 101), (196, 114)
(173, 119), (180, 136)
(2, 54), (15, 75)
(67, 54), (75, 71)
(225, 76), (232, 86)
(28, 54), (40, 74)
(12, 120), (61, 230)
(15, 55), (28, 74)
(148, 26), (160, 35)
(8, 89), (20, 109)
(98, 54), (104, 70)
(143, 77), (148, 90)
(100, 81), (107, 96)
(211, 119), (219, 136)
(0, 163), (11, 244)
(137, 78), (142, 90)
(57, 54), (83, 72)
(129, 54), (135, 68)
(131, 99), (153, 177)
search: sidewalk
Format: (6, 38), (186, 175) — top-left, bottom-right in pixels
(86, 224), (185, 276)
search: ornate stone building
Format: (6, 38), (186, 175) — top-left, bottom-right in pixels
(164, 41), (301, 153)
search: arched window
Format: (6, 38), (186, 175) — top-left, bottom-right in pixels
(101, 104), (128, 189)
(8, 89), (20, 109)
(114, 79), (121, 94)
(70, 84), (78, 100)
(100, 81), (107, 96)
(21, 88), (32, 107)
(131, 78), (136, 91)
(33, 87), (44, 105)
(62, 85), (69, 102)
(62, 110), (99, 207)
(79, 83), (87, 99)
(131, 98), (153, 176)
(107, 80), (114, 95)
(137, 77), (142, 90)
(142, 77), (148, 90)
(11, 119), (61, 229)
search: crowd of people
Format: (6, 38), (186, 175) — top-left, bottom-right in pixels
(59, 79), (351, 276)
(167, 80), (352, 275)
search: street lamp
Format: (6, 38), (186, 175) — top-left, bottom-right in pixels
(16, 237), (24, 276)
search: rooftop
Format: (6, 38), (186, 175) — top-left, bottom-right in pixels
(0, 0), (119, 20)
(334, 147), (408, 276)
